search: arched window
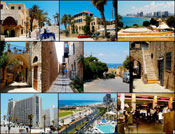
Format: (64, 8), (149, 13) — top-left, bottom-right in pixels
(33, 56), (38, 63)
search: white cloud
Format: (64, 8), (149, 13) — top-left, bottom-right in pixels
(131, 1), (174, 14)
(98, 53), (104, 56)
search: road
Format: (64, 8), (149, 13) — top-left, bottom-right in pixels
(60, 108), (98, 133)
(84, 77), (129, 92)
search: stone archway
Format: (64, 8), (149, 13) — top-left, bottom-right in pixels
(3, 16), (17, 26)
(4, 55), (30, 83)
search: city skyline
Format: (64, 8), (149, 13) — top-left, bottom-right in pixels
(84, 42), (129, 64)
(1, 94), (58, 118)
(3, 1), (59, 24)
(59, 93), (117, 101)
(119, 1), (174, 16)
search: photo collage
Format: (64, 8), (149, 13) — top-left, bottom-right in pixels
(0, 0), (175, 134)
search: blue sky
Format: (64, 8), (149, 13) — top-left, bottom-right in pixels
(1, 93), (58, 117)
(5, 42), (26, 51)
(60, 0), (113, 30)
(3, 1), (59, 24)
(59, 93), (117, 101)
(84, 42), (129, 64)
(119, 1), (174, 16)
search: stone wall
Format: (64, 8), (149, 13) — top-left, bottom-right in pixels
(149, 41), (175, 91)
(68, 42), (84, 81)
(31, 42), (42, 92)
(42, 42), (59, 92)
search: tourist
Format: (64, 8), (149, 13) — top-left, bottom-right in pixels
(64, 68), (67, 78)
(29, 30), (31, 38)
(36, 29), (39, 40)
(7, 30), (10, 37)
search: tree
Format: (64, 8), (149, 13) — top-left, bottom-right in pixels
(92, 0), (107, 37)
(83, 55), (108, 80)
(113, 0), (117, 38)
(28, 114), (33, 134)
(52, 120), (55, 126)
(123, 56), (130, 69)
(61, 14), (72, 30)
(150, 18), (159, 26)
(83, 16), (94, 34)
(42, 115), (46, 132)
(0, 52), (9, 81)
(143, 21), (150, 27)
(37, 9), (48, 28)
(0, 41), (6, 57)
(133, 24), (139, 27)
(54, 13), (59, 26)
(167, 16), (175, 28)
(29, 5), (40, 31)
(61, 119), (64, 126)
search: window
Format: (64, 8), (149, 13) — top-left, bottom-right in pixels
(1, 4), (3, 9)
(18, 6), (21, 10)
(11, 6), (15, 9)
(73, 43), (75, 55)
(166, 52), (171, 71)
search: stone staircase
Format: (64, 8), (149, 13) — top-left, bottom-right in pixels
(48, 74), (73, 92)
(144, 50), (158, 84)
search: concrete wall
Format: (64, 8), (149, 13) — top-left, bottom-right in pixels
(42, 42), (59, 92)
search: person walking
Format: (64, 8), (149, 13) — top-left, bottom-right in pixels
(64, 68), (67, 78)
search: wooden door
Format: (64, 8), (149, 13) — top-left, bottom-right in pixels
(33, 66), (38, 90)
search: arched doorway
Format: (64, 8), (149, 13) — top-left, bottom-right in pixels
(133, 60), (142, 78)
(3, 16), (17, 37)
(10, 30), (15, 37)
(33, 56), (38, 90)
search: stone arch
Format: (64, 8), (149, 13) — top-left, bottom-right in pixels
(3, 16), (17, 26)
(4, 55), (30, 80)
(133, 60), (142, 78)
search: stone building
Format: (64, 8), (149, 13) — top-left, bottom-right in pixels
(42, 42), (59, 92)
(0, 2), (38, 37)
(67, 11), (114, 35)
(30, 42), (42, 92)
(67, 42), (84, 81)
(130, 41), (175, 91)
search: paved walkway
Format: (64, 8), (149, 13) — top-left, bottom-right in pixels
(2, 82), (39, 93)
(133, 79), (173, 92)
(84, 77), (129, 92)
(47, 75), (73, 92)
(60, 36), (94, 41)
(4, 26), (59, 41)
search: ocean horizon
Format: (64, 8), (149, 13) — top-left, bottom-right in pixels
(122, 16), (151, 27)
(107, 63), (122, 69)
(59, 100), (102, 107)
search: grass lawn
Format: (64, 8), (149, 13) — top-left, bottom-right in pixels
(59, 110), (73, 118)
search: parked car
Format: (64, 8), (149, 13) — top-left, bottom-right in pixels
(77, 34), (90, 38)
(123, 72), (130, 83)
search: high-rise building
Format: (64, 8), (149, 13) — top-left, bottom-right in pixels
(103, 94), (113, 105)
(7, 95), (42, 127)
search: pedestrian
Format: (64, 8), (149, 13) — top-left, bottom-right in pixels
(158, 109), (163, 124)
(7, 30), (10, 37)
(29, 30), (31, 38)
(64, 68), (67, 78)
(36, 29), (39, 40)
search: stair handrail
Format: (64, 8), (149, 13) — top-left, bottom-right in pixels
(142, 48), (147, 74)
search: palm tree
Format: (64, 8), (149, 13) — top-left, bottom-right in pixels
(83, 16), (94, 34)
(8, 116), (13, 134)
(0, 41), (6, 57)
(54, 13), (59, 26)
(37, 10), (48, 28)
(92, 0), (107, 37)
(0, 52), (9, 81)
(61, 14), (69, 30)
(42, 115), (46, 132)
(29, 5), (40, 31)
(28, 114), (33, 134)
(113, 0), (117, 38)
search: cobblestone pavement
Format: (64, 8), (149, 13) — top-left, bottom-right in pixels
(47, 75), (73, 92)
(2, 82), (39, 93)
(133, 79), (173, 92)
